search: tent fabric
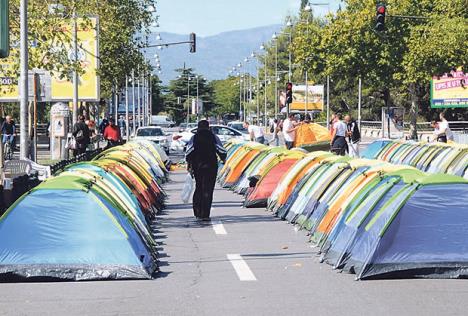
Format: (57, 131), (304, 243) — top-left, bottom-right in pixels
(362, 140), (468, 178)
(221, 140), (468, 280)
(0, 141), (167, 282)
(294, 123), (331, 148)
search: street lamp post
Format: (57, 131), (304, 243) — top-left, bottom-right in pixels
(72, 1), (79, 126)
(131, 69), (136, 136)
(19, 0), (28, 159)
(186, 74), (190, 125)
(272, 33), (278, 118)
(125, 75), (129, 140)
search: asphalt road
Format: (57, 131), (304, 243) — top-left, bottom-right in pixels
(2, 170), (468, 315)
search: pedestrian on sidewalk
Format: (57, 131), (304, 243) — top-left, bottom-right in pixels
(330, 113), (348, 156)
(244, 121), (265, 144)
(270, 119), (281, 146)
(72, 115), (90, 156)
(186, 120), (227, 221)
(434, 112), (454, 143)
(345, 115), (361, 158)
(118, 115), (126, 139)
(103, 118), (122, 148)
(283, 113), (300, 150)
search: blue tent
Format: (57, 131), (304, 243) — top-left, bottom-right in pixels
(0, 188), (156, 281)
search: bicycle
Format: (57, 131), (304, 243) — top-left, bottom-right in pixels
(3, 135), (14, 160)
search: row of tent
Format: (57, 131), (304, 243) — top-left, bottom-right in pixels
(219, 140), (468, 280)
(362, 140), (467, 178)
(0, 140), (169, 282)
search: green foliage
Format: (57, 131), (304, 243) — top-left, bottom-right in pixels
(3, 0), (157, 100)
(162, 68), (213, 123)
(250, 0), (467, 121)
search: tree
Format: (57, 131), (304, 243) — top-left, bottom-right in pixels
(210, 77), (241, 116)
(163, 68), (212, 123)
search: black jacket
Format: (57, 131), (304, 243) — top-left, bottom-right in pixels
(73, 122), (91, 148)
(186, 129), (226, 170)
(347, 120), (361, 144)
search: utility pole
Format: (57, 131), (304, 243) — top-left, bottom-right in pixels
(186, 74), (190, 125)
(305, 70), (309, 115)
(125, 74), (129, 140)
(137, 70), (141, 129)
(72, 1), (79, 126)
(239, 74), (242, 121)
(149, 74), (152, 123)
(326, 75), (330, 129)
(358, 77), (362, 133)
(275, 41), (278, 118)
(264, 56), (267, 129)
(131, 69), (136, 136)
(19, 0), (28, 159)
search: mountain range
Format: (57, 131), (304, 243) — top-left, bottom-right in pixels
(144, 25), (282, 85)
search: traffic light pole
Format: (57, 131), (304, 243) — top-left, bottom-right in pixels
(19, 0), (29, 159)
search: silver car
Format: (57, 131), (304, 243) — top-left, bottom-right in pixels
(134, 126), (170, 154)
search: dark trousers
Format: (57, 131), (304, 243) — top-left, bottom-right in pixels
(193, 167), (217, 219)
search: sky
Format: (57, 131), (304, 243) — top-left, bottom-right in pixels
(156, 0), (342, 37)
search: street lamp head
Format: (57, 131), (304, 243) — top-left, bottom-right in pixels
(156, 34), (162, 41)
(286, 20), (293, 27)
(157, 45), (163, 50)
(244, 58), (249, 63)
(237, 63), (242, 68)
(153, 53), (159, 58)
(151, 21), (160, 27)
(260, 44), (265, 50)
(272, 33), (277, 40)
(304, 4), (312, 12)
(251, 52), (256, 58)
(147, 5), (156, 12)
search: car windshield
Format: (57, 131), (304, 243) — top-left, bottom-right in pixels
(137, 128), (164, 136)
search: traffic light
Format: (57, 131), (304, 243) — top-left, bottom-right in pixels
(0, 0), (9, 58)
(375, 4), (386, 32)
(190, 32), (196, 53)
(286, 82), (293, 104)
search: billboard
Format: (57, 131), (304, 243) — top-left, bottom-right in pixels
(289, 84), (324, 111)
(431, 70), (468, 108)
(0, 17), (99, 102)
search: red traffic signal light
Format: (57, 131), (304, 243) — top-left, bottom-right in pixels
(375, 4), (386, 32)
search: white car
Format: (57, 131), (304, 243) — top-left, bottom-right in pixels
(134, 126), (170, 154)
(227, 121), (249, 135)
(177, 125), (249, 147)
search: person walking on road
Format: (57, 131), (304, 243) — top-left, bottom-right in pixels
(186, 120), (227, 221)
(330, 113), (348, 156)
(345, 115), (361, 158)
(72, 115), (90, 156)
(103, 118), (122, 148)
(270, 119), (281, 146)
(118, 115), (126, 139)
(244, 121), (265, 144)
(283, 113), (300, 150)
(434, 112), (454, 143)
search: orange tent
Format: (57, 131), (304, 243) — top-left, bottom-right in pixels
(294, 123), (331, 147)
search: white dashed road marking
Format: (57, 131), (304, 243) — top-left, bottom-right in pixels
(212, 220), (227, 235)
(227, 254), (257, 281)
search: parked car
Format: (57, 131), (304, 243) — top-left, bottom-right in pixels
(177, 125), (249, 148)
(178, 122), (197, 132)
(227, 121), (249, 134)
(150, 115), (175, 128)
(134, 126), (170, 153)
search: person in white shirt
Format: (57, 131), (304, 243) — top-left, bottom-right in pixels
(435, 112), (454, 143)
(244, 122), (265, 144)
(330, 113), (348, 156)
(283, 113), (300, 149)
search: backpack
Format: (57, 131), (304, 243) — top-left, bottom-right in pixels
(270, 124), (275, 133)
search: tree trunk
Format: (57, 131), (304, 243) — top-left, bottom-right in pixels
(409, 83), (418, 140)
